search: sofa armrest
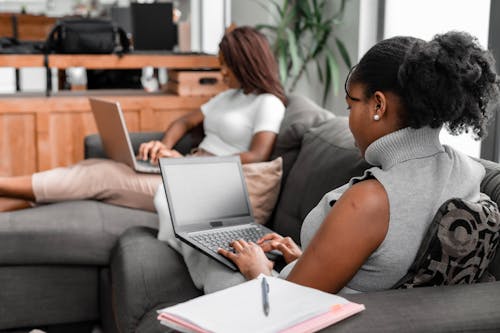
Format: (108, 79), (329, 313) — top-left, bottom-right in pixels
(110, 227), (202, 333)
(329, 282), (500, 333)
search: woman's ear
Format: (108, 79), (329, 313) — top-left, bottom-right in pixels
(371, 91), (387, 121)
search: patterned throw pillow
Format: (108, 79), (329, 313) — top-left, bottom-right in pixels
(393, 194), (500, 289)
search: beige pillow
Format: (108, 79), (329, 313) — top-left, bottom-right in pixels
(155, 157), (282, 244)
(242, 156), (282, 225)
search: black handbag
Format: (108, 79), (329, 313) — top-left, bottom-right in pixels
(45, 18), (130, 54)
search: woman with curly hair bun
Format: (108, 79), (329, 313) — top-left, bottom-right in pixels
(215, 31), (500, 293)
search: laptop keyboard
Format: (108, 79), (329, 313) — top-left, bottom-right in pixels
(136, 159), (160, 172)
(190, 226), (268, 252)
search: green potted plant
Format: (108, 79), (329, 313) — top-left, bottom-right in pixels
(256, 0), (351, 105)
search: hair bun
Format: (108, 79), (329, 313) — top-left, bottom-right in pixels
(398, 31), (499, 138)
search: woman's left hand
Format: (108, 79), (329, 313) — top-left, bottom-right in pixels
(218, 239), (274, 280)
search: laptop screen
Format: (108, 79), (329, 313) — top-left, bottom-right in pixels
(160, 157), (252, 227)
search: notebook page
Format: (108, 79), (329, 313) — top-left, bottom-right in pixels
(158, 275), (360, 333)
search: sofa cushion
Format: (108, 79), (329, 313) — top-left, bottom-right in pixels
(271, 94), (334, 184)
(0, 266), (99, 329)
(393, 195), (500, 289)
(271, 117), (371, 243)
(242, 157), (283, 225)
(0, 200), (158, 265)
(473, 159), (500, 278)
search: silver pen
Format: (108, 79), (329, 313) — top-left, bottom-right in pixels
(261, 277), (270, 316)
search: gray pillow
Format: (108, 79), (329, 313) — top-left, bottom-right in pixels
(271, 117), (371, 243)
(393, 194), (500, 289)
(271, 94), (334, 184)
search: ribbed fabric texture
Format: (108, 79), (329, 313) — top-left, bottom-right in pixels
(283, 126), (485, 292)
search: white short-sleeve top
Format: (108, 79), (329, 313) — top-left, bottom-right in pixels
(197, 89), (286, 156)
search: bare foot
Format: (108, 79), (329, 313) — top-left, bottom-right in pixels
(0, 197), (33, 212)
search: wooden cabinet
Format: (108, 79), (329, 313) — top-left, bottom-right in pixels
(0, 53), (220, 176)
(0, 93), (212, 176)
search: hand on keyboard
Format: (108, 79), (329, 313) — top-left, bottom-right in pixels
(257, 233), (302, 264)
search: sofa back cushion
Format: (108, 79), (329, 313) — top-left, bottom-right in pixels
(479, 158), (500, 279)
(271, 94), (334, 185)
(270, 117), (371, 243)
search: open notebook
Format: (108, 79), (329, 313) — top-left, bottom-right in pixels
(157, 275), (365, 333)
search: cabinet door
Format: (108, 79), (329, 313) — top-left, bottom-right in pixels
(0, 95), (211, 176)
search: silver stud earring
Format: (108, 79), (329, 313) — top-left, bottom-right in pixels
(373, 114), (380, 121)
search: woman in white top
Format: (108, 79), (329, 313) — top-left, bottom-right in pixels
(0, 26), (286, 211)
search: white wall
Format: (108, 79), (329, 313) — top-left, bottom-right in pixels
(384, 0), (491, 158)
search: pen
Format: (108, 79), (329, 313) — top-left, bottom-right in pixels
(261, 276), (270, 316)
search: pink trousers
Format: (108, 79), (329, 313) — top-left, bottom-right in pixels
(32, 159), (161, 211)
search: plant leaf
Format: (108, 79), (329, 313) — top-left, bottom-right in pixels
(253, 0), (280, 23)
(332, 0), (348, 20)
(315, 58), (324, 83)
(335, 37), (351, 68)
(312, 25), (331, 58)
(270, 0), (285, 18)
(277, 41), (289, 85)
(255, 24), (278, 32)
(285, 28), (301, 76)
(323, 50), (339, 105)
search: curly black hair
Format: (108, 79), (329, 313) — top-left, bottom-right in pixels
(346, 31), (500, 139)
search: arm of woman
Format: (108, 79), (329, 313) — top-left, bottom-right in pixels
(138, 109), (205, 163)
(287, 179), (389, 293)
(238, 131), (278, 164)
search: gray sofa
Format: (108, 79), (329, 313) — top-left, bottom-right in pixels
(109, 96), (500, 333)
(0, 95), (330, 332)
(0, 94), (499, 333)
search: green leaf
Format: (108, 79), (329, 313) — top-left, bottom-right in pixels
(255, 24), (278, 32)
(285, 28), (300, 76)
(297, 0), (312, 18)
(312, 26), (331, 58)
(277, 42), (288, 84)
(270, 0), (285, 18)
(332, 0), (348, 20)
(254, 0), (280, 23)
(335, 37), (351, 68)
(323, 50), (339, 105)
(315, 58), (324, 83)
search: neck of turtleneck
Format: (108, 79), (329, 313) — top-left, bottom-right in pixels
(364, 126), (444, 170)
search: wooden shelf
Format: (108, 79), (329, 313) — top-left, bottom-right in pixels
(0, 53), (219, 70)
(0, 55), (45, 68)
(48, 53), (220, 69)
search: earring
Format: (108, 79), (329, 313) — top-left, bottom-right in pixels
(373, 114), (380, 121)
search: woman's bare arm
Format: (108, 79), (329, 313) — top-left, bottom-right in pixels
(238, 131), (278, 164)
(287, 179), (390, 293)
(161, 110), (205, 149)
(138, 110), (204, 162)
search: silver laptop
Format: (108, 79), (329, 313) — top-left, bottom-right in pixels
(89, 98), (160, 174)
(159, 155), (276, 271)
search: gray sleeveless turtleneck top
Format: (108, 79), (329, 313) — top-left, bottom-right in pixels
(279, 126), (485, 292)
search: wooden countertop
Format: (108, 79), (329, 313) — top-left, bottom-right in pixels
(0, 53), (220, 69)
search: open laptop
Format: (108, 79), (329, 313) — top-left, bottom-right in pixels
(89, 98), (160, 174)
(159, 156), (276, 271)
